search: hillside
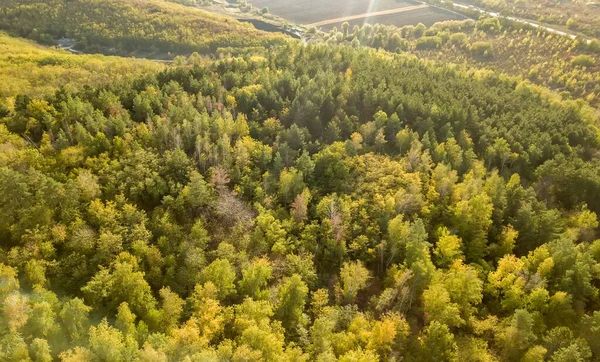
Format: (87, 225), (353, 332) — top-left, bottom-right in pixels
(0, 0), (288, 58)
(1, 42), (600, 360)
(1, 1), (600, 361)
(0, 32), (164, 101)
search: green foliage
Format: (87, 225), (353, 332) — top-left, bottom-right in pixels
(0, 12), (598, 360)
(572, 54), (596, 68)
(470, 41), (493, 58)
(238, 257), (273, 300)
(415, 36), (442, 50)
(420, 321), (458, 361)
(449, 32), (468, 46)
(275, 274), (308, 336)
(338, 261), (371, 304)
(476, 17), (502, 33)
(199, 258), (237, 300)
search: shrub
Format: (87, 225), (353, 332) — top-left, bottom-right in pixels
(476, 17), (501, 33)
(415, 36), (442, 50)
(587, 39), (600, 54)
(571, 55), (595, 67)
(413, 23), (427, 38)
(449, 33), (468, 46)
(470, 41), (493, 58)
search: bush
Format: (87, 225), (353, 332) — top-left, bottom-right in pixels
(413, 23), (427, 38)
(415, 36), (442, 50)
(587, 39), (600, 54)
(476, 17), (501, 33)
(571, 55), (595, 67)
(470, 41), (493, 58)
(449, 33), (468, 46)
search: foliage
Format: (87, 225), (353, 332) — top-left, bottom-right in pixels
(0, 6), (599, 361)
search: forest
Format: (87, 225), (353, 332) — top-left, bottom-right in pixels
(1, 0), (600, 361)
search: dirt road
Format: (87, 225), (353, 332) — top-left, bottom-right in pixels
(305, 4), (429, 27)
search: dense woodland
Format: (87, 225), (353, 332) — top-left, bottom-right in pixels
(1, 0), (600, 361)
(2, 43), (600, 361)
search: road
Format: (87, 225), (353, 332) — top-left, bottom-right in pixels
(451, 2), (592, 44)
(305, 4), (429, 28)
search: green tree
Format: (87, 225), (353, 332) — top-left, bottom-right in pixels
(238, 257), (273, 300)
(60, 298), (92, 345)
(82, 253), (157, 319)
(29, 338), (52, 362)
(423, 282), (463, 328)
(433, 227), (463, 268)
(89, 319), (125, 361)
(199, 258), (237, 301)
(275, 274), (308, 336)
(278, 167), (306, 204)
(453, 192), (493, 263)
(420, 321), (458, 362)
(338, 261), (371, 304)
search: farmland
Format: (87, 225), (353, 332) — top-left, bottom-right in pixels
(320, 6), (467, 30)
(246, 0), (467, 30)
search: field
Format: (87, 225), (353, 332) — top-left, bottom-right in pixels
(320, 6), (467, 30)
(246, 0), (467, 30)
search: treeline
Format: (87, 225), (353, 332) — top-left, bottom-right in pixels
(0, 0), (287, 57)
(319, 18), (600, 107)
(1, 43), (599, 361)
